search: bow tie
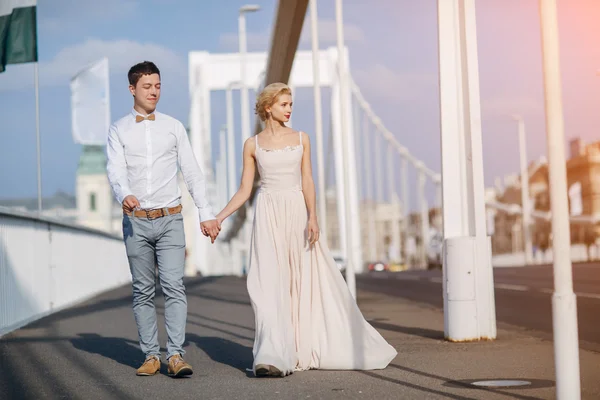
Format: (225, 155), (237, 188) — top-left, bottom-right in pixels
(136, 114), (155, 123)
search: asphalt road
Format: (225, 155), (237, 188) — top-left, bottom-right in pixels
(2, 272), (600, 399)
(357, 262), (600, 351)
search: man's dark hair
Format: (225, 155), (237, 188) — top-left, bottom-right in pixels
(128, 61), (160, 86)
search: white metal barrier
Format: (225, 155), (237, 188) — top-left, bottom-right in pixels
(0, 207), (131, 337)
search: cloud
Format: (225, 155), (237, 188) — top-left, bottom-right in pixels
(352, 63), (437, 100)
(218, 19), (365, 51)
(299, 19), (366, 46)
(0, 39), (185, 92)
(39, 0), (138, 34)
(219, 31), (271, 51)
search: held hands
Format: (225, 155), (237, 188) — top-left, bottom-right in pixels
(200, 219), (221, 243)
(307, 216), (320, 246)
(122, 195), (141, 211)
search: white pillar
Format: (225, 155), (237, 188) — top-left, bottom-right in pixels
(226, 84), (237, 200)
(362, 110), (377, 262)
(435, 176), (443, 234)
(373, 130), (385, 260)
(417, 166), (429, 269)
(219, 127), (228, 208)
(400, 154), (409, 265)
(188, 58), (214, 277)
(238, 9), (256, 144)
(336, 0), (362, 297)
(310, 0), (328, 242)
(539, 1), (581, 398)
(437, 0), (496, 341)
(331, 78), (349, 265)
(435, 178), (442, 209)
(388, 145), (401, 262)
(514, 115), (533, 265)
(374, 131), (384, 203)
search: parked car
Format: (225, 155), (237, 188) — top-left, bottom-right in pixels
(368, 261), (388, 272)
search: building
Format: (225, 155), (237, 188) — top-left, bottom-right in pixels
(566, 138), (600, 245)
(323, 187), (446, 268)
(488, 137), (600, 257)
(76, 145), (122, 235)
(324, 188), (403, 266)
(488, 158), (549, 255)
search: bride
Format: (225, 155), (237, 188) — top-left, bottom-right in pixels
(214, 82), (397, 377)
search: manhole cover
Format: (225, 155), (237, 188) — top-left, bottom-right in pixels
(472, 380), (531, 388)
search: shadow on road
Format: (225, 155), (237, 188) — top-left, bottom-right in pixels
(187, 291), (251, 306)
(70, 333), (153, 371)
(185, 334), (253, 374)
(17, 276), (221, 333)
(368, 319), (444, 340)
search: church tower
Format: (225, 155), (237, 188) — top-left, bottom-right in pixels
(76, 145), (114, 233)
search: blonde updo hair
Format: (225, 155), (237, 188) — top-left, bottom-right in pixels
(254, 82), (292, 121)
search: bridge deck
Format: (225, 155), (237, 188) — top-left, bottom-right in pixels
(1, 275), (599, 400)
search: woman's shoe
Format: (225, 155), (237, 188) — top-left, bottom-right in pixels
(255, 364), (283, 377)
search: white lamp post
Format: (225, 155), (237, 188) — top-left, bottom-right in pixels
(239, 5), (261, 144)
(512, 114), (533, 265)
(539, 1), (581, 398)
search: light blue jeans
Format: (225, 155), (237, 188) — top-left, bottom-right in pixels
(122, 211), (187, 360)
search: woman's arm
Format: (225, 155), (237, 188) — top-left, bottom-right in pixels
(300, 132), (320, 245)
(216, 137), (256, 223)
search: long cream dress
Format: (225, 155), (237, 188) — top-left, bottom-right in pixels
(247, 131), (397, 376)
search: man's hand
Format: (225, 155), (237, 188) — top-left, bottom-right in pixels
(122, 195), (141, 212)
(200, 219), (221, 243)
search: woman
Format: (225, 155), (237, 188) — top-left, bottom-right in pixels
(215, 83), (397, 377)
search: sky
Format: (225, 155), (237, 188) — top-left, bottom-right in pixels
(1, 0), (600, 211)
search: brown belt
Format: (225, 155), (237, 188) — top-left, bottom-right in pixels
(124, 204), (182, 219)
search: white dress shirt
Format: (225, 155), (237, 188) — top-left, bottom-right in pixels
(106, 109), (215, 222)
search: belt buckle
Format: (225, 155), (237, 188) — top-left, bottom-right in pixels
(145, 209), (152, 220)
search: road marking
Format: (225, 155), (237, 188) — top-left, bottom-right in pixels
(578, 292), (600, 300)
(370, 274), (600, 300)
(371, 274), (388, 279)
(395, 275), (420, 281)
(424, 278), (532, 292)
(536, 288), (600, 300)
(494, 283), (528, 291)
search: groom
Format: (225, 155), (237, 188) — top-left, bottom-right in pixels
(106, 61), (220, 377)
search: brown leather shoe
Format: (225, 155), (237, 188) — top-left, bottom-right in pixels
(136, 356), (160, 376)
(167, 354), (193, 378)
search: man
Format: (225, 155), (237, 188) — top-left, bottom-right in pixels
(106, 61), (220, 377)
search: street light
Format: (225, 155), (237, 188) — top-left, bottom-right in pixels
(512, 114), (533, 265)
(539, 1), (581, 398)
(239, 4), (261, 145)
(335, 0), (356, 298)
(309, 0), (327, 243)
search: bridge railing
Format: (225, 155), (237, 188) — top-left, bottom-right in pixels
(0, 207), (131, 337)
